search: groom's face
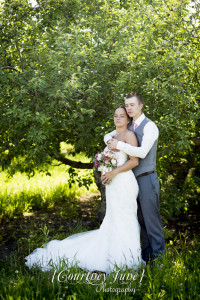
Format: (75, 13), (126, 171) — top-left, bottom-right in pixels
(125, 97), (143, 120)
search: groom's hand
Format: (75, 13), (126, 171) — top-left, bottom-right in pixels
(108, 138), (118, 150)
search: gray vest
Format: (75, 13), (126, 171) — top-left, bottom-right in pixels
(129, 117), (158, 177)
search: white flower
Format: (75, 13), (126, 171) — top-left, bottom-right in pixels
(97, 153), (102, 160)
(102, 166), (108, 173)
(111, 159), (117, 165)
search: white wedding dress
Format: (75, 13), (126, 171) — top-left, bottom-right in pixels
(25, 149), (142, 273)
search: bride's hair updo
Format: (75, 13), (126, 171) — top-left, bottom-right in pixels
(115, 105), (133, 128)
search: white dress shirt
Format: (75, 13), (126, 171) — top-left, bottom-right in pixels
(104, 113), (159, 159)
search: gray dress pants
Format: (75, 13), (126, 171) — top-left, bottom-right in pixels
(136, 172), (165, 262)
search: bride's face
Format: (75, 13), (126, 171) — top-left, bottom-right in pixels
(114, 108), (129, 128)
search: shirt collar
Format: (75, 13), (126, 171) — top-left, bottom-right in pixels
(134, 113), (145, 126)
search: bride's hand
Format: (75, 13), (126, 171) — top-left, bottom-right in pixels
(101, 174), (109, 185)
(103, 169), (117, 184)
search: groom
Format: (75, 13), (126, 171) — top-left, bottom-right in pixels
(103, 93), (165, 263)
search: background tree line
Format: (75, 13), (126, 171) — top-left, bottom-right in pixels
(0, 0), (199, 218)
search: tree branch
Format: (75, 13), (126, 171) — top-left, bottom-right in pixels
(55, 154), (93, 169)
(15, 39), (24, 71)
(2, 66), (20, 72)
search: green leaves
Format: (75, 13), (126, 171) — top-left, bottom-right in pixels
(0, 0), (199, 212)
(68, 167), (94, 189)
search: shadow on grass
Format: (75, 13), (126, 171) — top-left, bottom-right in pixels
(0, 193), (101, 261)
(0, 197), (199, 299)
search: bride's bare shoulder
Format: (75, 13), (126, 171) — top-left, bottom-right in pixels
(124, 130), (135, 138)
(124, 130), (138, 146)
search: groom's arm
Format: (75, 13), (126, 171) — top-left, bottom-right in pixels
(108, 122), (159, 158)
(104, 130), (116, 145)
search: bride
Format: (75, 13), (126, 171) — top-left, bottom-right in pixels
(25, 106), (143, 274)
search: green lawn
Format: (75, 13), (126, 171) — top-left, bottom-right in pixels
(0, 220), (199, 300)
(0, 145), (199, 299)
(0, 143), (98, 222)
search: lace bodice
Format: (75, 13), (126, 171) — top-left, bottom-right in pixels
(104, 147), (128, 167)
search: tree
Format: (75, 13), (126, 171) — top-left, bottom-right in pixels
(0, 0), (199, 218)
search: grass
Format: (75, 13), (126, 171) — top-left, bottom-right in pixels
(0, 143), (98, 222)
(0, 222), (199, 300)
(0, 143), (199, 299)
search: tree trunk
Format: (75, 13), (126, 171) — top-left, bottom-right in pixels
(93, 169), (106, 222)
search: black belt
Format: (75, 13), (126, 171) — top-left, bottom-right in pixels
(136, 171), (155, 178)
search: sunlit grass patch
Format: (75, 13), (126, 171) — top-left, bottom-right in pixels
(0, 144), (98, 221)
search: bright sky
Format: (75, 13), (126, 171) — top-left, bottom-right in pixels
(29, 0), (38, 7)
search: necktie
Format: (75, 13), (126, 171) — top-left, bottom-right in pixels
(132, 121), (137, 132)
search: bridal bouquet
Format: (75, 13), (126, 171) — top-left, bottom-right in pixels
(93, 149), (118, 174)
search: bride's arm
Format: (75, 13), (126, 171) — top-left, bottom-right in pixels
(102, 131), (139, 184)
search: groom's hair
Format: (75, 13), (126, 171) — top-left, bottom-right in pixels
(125, 93), (143, 105)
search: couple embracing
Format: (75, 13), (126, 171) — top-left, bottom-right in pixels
(103, 93), (165, 264)
(25, 93), (165, 273)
